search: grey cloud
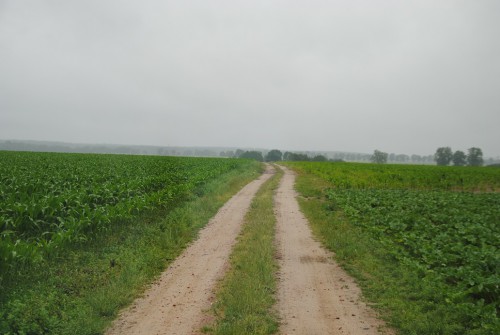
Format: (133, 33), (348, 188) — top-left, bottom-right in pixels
(1, 0), (499, 156)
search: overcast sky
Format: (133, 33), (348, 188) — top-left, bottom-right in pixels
(1, 1), (499, 156)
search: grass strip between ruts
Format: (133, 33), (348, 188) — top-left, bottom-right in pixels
(204, 165), (283, 335)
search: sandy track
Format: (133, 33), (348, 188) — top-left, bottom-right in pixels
(275, 165), (390, 335)
(106, 165), (274, 335)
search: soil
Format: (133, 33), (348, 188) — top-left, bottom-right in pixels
(105, 165), (275, 335)
(106, 164), (391, 335)
(275, 166), (391, 335)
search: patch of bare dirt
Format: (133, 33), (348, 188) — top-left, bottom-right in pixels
(105, 165), (275, 335)
(274, 165), (392, 335)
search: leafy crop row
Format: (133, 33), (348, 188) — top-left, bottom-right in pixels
(288, 162), (500, 334)
(326, 189), (499, 332)
(294, 162), (500, 192)
(0, 151), (248, 271)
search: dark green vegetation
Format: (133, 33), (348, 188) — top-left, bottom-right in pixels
(435, 147), (484, 166)
(264, 149), (282, 162)
(286, 162), (500, 335)
(239, 151), (265, 162)
(296, 162), (500, 192)
(205, 166), (282, 335)
(0, 151), (253, 269)
(283, 151), (329, 162)
(0, 151), (261, 334)
(371, 149), (389, 164)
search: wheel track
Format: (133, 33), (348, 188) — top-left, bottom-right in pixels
(275, 165), (391, 335)
(106, 164), (391, 335)
(105, 165), (275, 335)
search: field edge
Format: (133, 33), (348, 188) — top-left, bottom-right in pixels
(0, 159), (262, 335)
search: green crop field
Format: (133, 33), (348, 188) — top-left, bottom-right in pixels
(0, 151), (260, 334)
(286, 162), (500, 335)
(0, 151), (251, 270)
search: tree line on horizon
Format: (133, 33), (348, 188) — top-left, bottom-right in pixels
(222, 149), (437, 164)
(221, 147), (492, 166)
(370, 147), (485, 166)
(220, 149), (334, 162)
(434, 147), (484, 166)
(4, 140), (495, 165)
(220, 149), (440, 164)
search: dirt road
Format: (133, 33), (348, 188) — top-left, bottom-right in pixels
(107, 164), (390, 335)
(275, 166), (390, 335)
(105, 165), (275, 335)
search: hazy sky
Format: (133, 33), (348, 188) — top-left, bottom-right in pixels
(1, 1), (499, 156)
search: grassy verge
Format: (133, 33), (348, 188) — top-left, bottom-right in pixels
(204, 165), (283, 335)
(292, 170), (499, 335)
(0, 161), (262, 335)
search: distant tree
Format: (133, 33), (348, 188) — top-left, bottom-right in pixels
(283, 152), (310, 161)
(265, 149), (283, 162)
(452, 150), (467, 166)
(334, 153), (346, 161)
(371, 150), (388, 164)
(467, 147), (484, 166)
(240, 151), (264, 162)
(195, 149), (217, 157)
(220, 151), (234, 158)
(292, 153), (310, 161)
(312, 155), (327, 162)
(411, 154), (422, 164)
(359, 153), (371, 162)
(434, 147), (453, 166)
(394, 154), (409, 163)
(235, 149), (245, 158)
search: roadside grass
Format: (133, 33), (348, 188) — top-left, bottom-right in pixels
(0, 161), (262, 335)
(292, 171), (498, 335)
(204, 165), (283, 335)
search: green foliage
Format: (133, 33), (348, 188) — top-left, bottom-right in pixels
(453, 150), (467, 166)
(0, 291), (61, 335)
(283, 152), (310, 161)
(371, 150), (388, 164)
(206, 167), (281, 335)
(435, 147), (484, 167)
(286, 161), (500, 334)
(311, 154), (327, 162)
(239, 151), (264, 162)
(0, 151), (251, 273)
(264, 149), (282, 162)
(435, 147), (453, 166)
(0, 153), (261, 335)
(288, 161), (500, 192)
(467, 147), (484, 167)
(325, 190), (499, 315)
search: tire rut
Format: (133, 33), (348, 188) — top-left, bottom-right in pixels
(106, 164), (391, 335)
(274, 165), (391, 335)
(105, 165), (275, 335)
